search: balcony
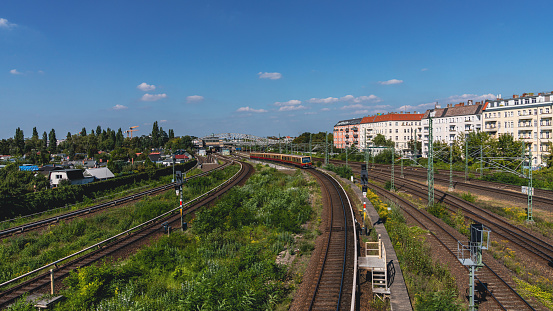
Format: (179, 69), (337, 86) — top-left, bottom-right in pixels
(352, 127), (358, 132)
(353, 134), (358, 138)
(345, 128), (350, 132)
(541, 122), (552, 126)
(345, 134), (349, 139)
(449, 127), (456, 132)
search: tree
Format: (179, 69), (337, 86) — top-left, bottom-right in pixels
(48, 129), (57, 153)
(151, 121), (160, 149)
(372, 134), (394, 147)
(42, 131), (48, 149)
(14, 127), (24, 155)
(32, 127), (39, 140)
(81, 127), (87, 137)
(115, 128), (124, 148)
(168, 129), (174, 140)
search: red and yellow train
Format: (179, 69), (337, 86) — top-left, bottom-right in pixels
(249, 152), (312, 168)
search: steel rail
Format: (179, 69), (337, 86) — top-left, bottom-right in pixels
(0, 161), (242, 292)
(367, 182), (535, 310)
(0, 159), (229, 238)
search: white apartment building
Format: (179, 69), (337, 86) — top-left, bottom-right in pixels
(360, 112), (423, 153)
(483, 92), (553, 166)
(422, 101), (484, 156)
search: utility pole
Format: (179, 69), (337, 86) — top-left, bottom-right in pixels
(279, 133), (281, 154)
(427, 112), (435, 206)
(391, 146), (395, 191)
(309, 133), (312, 156)
(465, 137), (468, 183)
(449, 144), (453, 191)
(325, 131), (329, 165)
(527, 149), (534, 222)
(480, 145), (484, 179)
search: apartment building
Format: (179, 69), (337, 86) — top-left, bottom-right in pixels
(483, 92), (553, 166)
(360, 112), (423, 153)
(421, 101), (484, 156)
(333, 118), (362, 149)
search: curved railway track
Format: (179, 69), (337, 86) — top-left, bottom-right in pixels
(295, 168), (357, 311)
(366, 181), (538, 310)
(0, 160), (252, 308)
(369, 170), (553, 268)
(0, 158), (229, 239)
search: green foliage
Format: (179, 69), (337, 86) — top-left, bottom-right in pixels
(383, 203), (462, 310)
(0, 161), (196, 221)
(323, 163), (353, 178)
(415, 289), (462, 311)
(54, 166), (313, 310)
(460, 192), (476, 203)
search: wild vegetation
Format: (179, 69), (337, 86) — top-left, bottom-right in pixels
(0, 164), (239, 287)
(10, 165), (314, 310)
(365, 189), (464, 310)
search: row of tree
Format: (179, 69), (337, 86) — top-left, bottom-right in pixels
(0, 121), (195, 164)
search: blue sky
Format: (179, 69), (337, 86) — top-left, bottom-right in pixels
(2, 0), (553, 139)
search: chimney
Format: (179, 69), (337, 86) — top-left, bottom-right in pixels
(513, 94), (519, 98)
(468, 100), (473, 105)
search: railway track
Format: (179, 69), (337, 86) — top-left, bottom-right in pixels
(293, 168), (357, 311)
(322, 158), (553, 208)
(366, 182), (539, 310)
(0, 160), (252, 308)
(369, 170), (553, 268)
(0, 158), (229, 239)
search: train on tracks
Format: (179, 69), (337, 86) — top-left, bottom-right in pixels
(249, 152), (312, 168)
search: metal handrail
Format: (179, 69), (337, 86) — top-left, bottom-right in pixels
(0, 161), (242, 290)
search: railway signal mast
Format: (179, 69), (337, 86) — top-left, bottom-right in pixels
(458, 224), (490, 311)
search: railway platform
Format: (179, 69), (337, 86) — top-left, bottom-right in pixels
(323, 169), (412, 311)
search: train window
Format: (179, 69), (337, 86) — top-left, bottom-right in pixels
(302, 157), (311, 163)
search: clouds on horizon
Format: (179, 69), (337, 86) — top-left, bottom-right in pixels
(378, 79), (403, 85)
(141, 93), (167, 101)
(112, 104), (128, 110)
(9, 69), (22, 75)
(237, 106), (267, 113)
(186, 95), (204, 103)
(308, 94), (381, 104)
(397, 94), (496, 112)
(258, 72), (282, 80)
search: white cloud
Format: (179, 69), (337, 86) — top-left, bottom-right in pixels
(444, 93), (496, 103)
(308, 94), (381, 104)
(160, 120), (168, 123)
(321, 108), (331, 111)
(186, 95), (204, 103)
(274, 99), (301, 106)
(421, 68), (428, 72)
(398, 102), (436, 112)
(0, 18), (16, 29)
(279, 105), (307, 112)
(305, 111), (317, 115)
(137, 82), (156, 91)
(237, 106), (267, 113)
(113, 104), (128, 110)
(258, 72), (282, 80)
(378, 79), (403, 85)
(141, 93), (167, 101)
(38, 70), (45, 74)
(10, 69), (22, 75)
